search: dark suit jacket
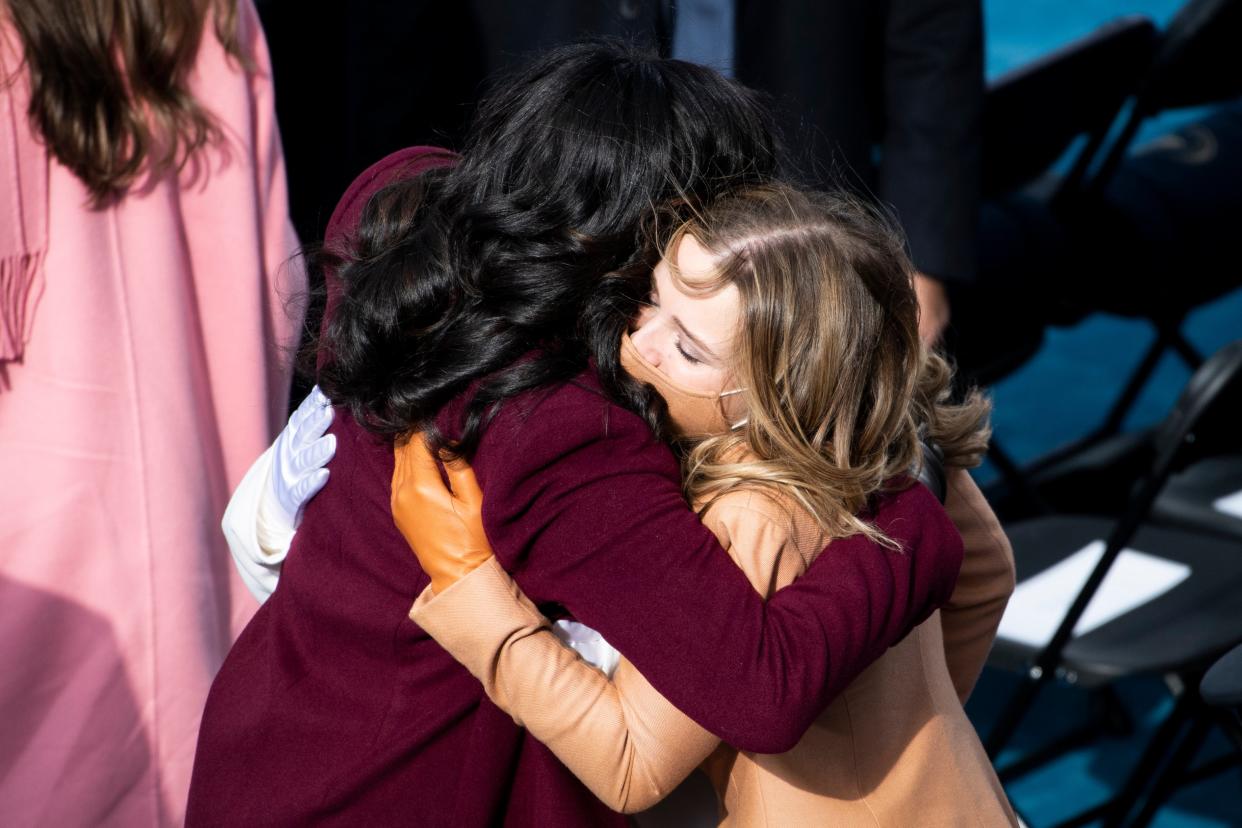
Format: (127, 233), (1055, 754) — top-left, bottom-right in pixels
(733, 0), (984, 284)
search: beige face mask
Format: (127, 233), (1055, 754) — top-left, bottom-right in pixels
(619, 332), (743, 439)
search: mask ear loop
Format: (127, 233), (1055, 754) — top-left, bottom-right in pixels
(718, 387), (747, 430)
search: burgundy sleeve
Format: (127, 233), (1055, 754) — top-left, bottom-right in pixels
(318, 147), (458, 368)
(322, 146), (458, 252)
(470, 386), (964, 754)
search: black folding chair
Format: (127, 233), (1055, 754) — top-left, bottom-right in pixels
(1125, 643), (1242, 827)
(1031, 0), (1242, 530)
(1152, 454), (1242, 541)
(982, 0), (1242, 521)
(1072, 0), (1242, 202)
(984, 340), (1242, 828)
(1201, 642), (1242, 742)
(1054, 0), (1242, 418)
(982, 16), (1158, 201)
(975, 17), (1158, 511)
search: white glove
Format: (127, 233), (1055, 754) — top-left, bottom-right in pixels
(225, 447), (283, 602)
(225, 388), (338, 603)
(270, 386), (336, 531)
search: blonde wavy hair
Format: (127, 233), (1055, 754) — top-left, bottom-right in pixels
(655, 184), (991, 547)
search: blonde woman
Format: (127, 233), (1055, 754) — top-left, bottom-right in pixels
(395, 184), (1018, 825)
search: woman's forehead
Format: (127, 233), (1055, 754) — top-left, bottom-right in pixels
(673, 233), (718, 281)
(654, 236), (740, 354)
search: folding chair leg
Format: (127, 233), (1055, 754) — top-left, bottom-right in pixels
(998, 688), (1132, 782)
(1220, 711), (1242, 751)
(1098, 334), (1167, 437)
(1179, 750), (1241, 786)
(998, 722), (1100, 783)
(1098, 687), (1196, 828)
(1129, 712), (1213, 828)
(1170, 330), (1204, 370)
(987, 675), (1045, 760)
(1095, 684), (1134, 736)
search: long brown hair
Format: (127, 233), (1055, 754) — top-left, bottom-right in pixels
(2, 0), (242, 205)
(656, 184), (990, 546)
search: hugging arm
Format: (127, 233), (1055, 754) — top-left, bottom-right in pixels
(416, 398), (964, 753)
(398, 447), (812, 810)
(394, 438), (715, 810)
(411, 558), (717, 813)
(939, 469), (1016, 702)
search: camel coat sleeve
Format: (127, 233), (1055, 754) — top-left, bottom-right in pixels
(407, 489), (811, 813)
(939, 468), (1016, 703)
(409, 557), (718, 813)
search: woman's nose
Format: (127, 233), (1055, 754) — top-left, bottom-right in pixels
(630, 324), (662, 367)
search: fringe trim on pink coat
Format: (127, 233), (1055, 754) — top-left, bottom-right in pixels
(1, 30), (49, 365)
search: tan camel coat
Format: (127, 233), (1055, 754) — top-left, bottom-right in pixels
(410, 469), (1018, 826)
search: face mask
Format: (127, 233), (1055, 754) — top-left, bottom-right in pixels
(619, 333), (744, 439)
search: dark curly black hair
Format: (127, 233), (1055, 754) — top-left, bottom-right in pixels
(315, 41), (783, 458)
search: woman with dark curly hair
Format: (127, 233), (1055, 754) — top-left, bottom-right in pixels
(189, 43), (963, 826)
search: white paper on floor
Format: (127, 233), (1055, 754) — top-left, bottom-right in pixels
(997, 540), (1192, 648)
(1212, 488), (1242, 520)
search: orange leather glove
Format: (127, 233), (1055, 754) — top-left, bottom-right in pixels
(391, 435), (494, 594)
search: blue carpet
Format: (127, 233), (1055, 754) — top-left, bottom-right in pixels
(970, 3), (1242, 826)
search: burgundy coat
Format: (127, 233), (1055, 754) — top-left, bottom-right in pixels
(186, 150), (964, 826)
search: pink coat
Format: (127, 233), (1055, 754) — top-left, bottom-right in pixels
(0, 2), (303, 823)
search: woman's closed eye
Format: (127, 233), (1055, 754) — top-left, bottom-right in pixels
(675, 337), (703, 365)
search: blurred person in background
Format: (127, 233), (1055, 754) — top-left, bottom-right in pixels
(255, 0), (982, 347)
(0, 0), (302, 823)
(683, 0), (984, 347)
